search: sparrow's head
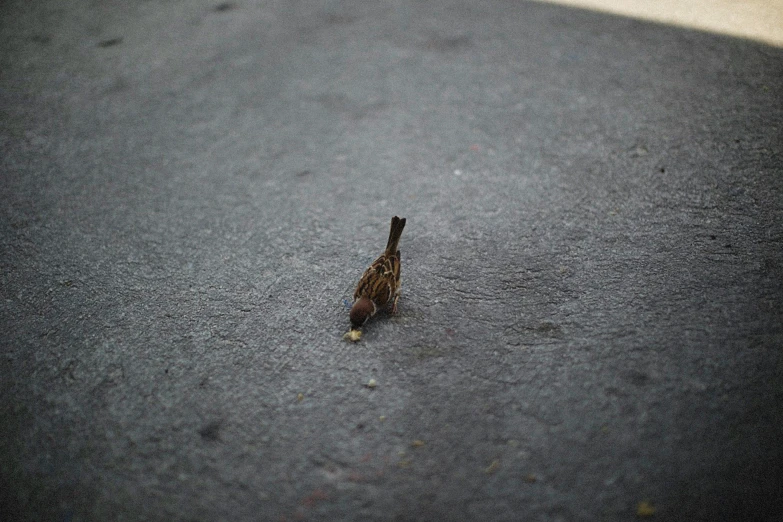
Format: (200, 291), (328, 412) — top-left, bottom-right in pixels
(350, 297), (376, 328)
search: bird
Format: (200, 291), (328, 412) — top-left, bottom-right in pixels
(349, 216), (406, 333)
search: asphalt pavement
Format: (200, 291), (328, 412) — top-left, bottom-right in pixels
(2, 1), (782, 521)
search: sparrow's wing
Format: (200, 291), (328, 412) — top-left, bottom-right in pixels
(394, 250), (401, 285)
(354, 253), (398, 306)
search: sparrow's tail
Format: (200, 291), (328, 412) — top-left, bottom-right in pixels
(385, 216), (406, 255)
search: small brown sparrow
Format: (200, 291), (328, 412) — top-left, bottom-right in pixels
(349, 216), (406, 330)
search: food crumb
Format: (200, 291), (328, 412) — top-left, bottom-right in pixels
(297, 393), (304, 402)
(365, 378), (377, 389)
(344, 329), (362, 342)
(637, 500), (655, 517)
(484, 459), (500, 474)
(411, 440), (425, 448)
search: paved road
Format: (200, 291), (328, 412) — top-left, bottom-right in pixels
(548, 0), (783, 47)
(2, 1), (782, 520)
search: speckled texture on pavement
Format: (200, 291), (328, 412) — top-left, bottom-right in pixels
(2, 1), (782, 521)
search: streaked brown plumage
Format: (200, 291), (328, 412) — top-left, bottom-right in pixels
(350, 216), (406, 329)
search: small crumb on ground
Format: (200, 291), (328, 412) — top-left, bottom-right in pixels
(637, 501), (655, 517)
(344, 329), (362, 342)
(485, 459), (500, 474)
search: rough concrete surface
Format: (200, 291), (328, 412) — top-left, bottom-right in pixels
(1, 1), (782, 521)
(544, 0), (783, 47)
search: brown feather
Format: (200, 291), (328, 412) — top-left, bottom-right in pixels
(352, 216), (406, 317)
(385, 216), (406, 256)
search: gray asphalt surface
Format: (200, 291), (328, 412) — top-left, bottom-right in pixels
(2, 1), (782, 521)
